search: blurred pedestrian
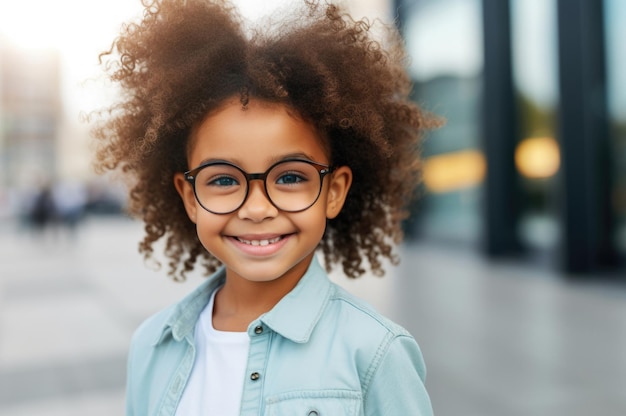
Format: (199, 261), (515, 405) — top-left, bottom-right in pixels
(28, 183), (56, 233)
(52, 179), (87, 236)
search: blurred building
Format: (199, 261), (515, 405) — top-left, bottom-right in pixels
(0, 43), (66, 224)
(0, 46), (61, 190)
(395, 0), (626, 277)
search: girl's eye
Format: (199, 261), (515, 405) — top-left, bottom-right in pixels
(208, 176), (239, 187)
(276, 173), (306, 185)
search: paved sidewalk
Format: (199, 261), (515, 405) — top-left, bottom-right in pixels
(0, 217), (199, 415)
(1, 216), (625, 415)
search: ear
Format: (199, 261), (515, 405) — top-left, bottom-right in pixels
(174, 172), (198, 223)
(325, 165), (352, 219)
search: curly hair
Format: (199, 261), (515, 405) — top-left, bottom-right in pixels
(92, 0), (439, 280)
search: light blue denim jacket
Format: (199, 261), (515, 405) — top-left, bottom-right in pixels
(126, 256), (433, 415)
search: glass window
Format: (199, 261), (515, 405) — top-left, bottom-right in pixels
(604, 0), (626, 258)
(402, 0), (484, 243)
(510, 0), (560, 253)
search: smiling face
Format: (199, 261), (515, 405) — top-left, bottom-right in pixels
(174, 98), (352, 288)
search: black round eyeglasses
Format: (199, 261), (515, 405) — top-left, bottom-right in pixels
(184, 158), (333, 215)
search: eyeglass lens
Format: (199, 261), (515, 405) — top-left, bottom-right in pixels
(191, 160), (325, 214)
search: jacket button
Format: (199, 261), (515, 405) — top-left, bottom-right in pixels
(254, 325), (263, 334)
(250, 372), (260, 381)
(308, 411), (319, 416)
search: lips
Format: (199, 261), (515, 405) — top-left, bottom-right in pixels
(228, 233), (292, 256)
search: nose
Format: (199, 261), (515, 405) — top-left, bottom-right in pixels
(237, 179), (278, 222)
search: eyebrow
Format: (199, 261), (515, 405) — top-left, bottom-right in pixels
(269, 152), (319, 164)
(195, 152), (320, 170)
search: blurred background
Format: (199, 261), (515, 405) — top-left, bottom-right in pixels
(0, 0), (625, 415)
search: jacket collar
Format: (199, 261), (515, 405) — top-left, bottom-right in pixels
(155, 255), (332, 345)
(259, 256), (332, 343)
(155, 269), (226, 345)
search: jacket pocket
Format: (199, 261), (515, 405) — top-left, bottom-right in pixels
(264, 389), (362, 416)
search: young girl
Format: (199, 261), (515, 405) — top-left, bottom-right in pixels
(93, 0), (439, 414)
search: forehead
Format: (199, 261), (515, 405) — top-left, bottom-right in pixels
(188, 99), (329, 169)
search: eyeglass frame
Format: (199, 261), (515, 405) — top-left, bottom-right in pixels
(183, 158), (334, 215)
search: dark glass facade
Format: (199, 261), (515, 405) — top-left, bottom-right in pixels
(396, 0), (624, 276)
(605, 0), (626, 261)
(398, 0), (484, 245)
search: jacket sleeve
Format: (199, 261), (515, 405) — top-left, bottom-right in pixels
(364, 334), (433, 416)
(125, 331), (137, 416)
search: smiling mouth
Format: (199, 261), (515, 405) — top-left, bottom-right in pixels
(236, 236), (284, 246)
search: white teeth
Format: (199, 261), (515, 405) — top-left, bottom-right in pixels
(238, 236), (282, 246)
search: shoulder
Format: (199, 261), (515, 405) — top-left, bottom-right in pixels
(319, 282), (428, 389)
(321, 282), (424, 367)
(324, 285), (431, 413)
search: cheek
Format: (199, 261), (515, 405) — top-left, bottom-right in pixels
(195, 213), (227, 242)
(294, 207), (328, 237)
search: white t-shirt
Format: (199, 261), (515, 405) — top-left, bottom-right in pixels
(175, 289), (250, 416)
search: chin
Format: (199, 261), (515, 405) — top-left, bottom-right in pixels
(231, 267), (285, 283)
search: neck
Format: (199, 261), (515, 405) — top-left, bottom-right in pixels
(212, 254), (314, 331)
